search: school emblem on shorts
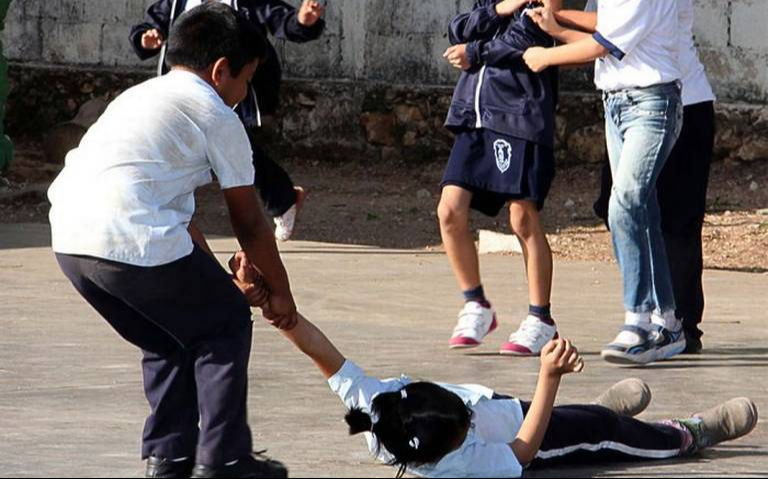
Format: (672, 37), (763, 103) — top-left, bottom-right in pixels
(494, 139), (513, 174)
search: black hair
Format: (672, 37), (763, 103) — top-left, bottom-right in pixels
(165, 2), (268, 77)
(345, 382), (472, 478)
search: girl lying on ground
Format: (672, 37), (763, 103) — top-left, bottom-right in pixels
(232, 253), (759, 478)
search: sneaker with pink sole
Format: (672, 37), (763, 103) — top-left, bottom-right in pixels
(500, 315), (559, 356)
(449, 301), (498, 350)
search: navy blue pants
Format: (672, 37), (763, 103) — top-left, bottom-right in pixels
(518, 402), (685, 468)
(56, 246), (254, 467)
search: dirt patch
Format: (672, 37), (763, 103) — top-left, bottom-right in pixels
(2, 141), (767, 273)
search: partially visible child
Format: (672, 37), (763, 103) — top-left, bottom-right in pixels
(233, 293), (757, 478)
(524, 0), (688, 365)
(130, 0), (327, 241)
(585, 0), (717, 355)
(50, 5), (296, 478)
(438, 0), (561, 356)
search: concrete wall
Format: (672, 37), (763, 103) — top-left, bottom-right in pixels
(4, 0), (768, 102)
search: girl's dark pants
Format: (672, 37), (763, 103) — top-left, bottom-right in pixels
(56, 246), (254, 467)
(594, 101), (716, 344)
(518, 402), (684, 467)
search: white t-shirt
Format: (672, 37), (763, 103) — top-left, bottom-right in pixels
(49, 70), (255, 267)
(589, 0), (681, 91)
(328, 360), (526, 478)
(586, 0), (715, 105)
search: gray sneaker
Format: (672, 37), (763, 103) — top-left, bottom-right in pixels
(593, 378), (653, 417)
(677, 398), (759, 452)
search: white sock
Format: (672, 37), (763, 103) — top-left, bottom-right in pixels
(652, 311), (681, 331)
(625, 311), (652, 327)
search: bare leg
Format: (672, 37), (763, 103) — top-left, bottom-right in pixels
(438, 186), (481, 291)
(509, 201), (553, 307)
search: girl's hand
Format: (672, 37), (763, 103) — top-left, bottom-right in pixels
(298, 0), (325, 26)
(443, 44), (471, 71)
(523, 46), (551, 73)
(495, 0), (528, 17)
(541, 339), (585, 377)
(526, 7), (563, 35)
(141, 29), (165, 50)
(230, 251), (270, 309)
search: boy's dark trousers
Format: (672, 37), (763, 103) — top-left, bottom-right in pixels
(247, 131), (297, 218)
(594, 101), (716, 345)
(56, 246), (254, 466)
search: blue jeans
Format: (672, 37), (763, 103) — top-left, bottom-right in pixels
(604, 82), (683, 315)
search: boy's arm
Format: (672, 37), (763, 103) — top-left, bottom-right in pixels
(250, 0), (325, 43)
(129, 0), (174, 60)
(224, 186), (297, 330)
(554, 10), (598, 33)
(523, 36), (607, 73)
(527, 8), (593, 44)
(280, 314), (346, 379)
(510, 340), (584, 465)
(188, 221), (215, 257)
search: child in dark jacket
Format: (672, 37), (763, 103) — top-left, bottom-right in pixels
(130, 0), (326, 241)
(440, 0), (562, 358)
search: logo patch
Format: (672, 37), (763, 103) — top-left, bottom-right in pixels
(493, 139), (513, 174)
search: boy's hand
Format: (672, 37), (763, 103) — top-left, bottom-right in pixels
(541, 339), (585, 378)
(523, 46), (550, 73)
(444, 44), (471, 71)
(141, 29), (165, 50)
(230, 251), (270, 308)
(298, 0), (325, 26)
(496, 0), (528, 17)
(526, 7), (563, 35)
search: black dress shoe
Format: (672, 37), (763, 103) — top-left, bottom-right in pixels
(191, 454), (288, 479)
(684, 333), (703, 355)
(146, 456), (195, 478)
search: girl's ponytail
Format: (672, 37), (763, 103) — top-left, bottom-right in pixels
(345, 408), (374, 435)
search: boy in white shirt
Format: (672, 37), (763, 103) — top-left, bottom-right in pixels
(585, 0), (716, 355)
(522, 0), (687, 365)
(49, 4), (294, 478)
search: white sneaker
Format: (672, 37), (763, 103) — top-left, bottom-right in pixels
(449, 302), (498, 350)
(274, 205), (298, 242)
(500, 315), (559, 356)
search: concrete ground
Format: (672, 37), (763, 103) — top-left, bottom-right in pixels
(0, 223), (766, 478)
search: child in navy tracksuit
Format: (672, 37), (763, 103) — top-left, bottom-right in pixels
(439, 0), (561, 358)
(130, 0), (326, 241)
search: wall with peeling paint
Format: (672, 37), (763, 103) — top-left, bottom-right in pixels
(3, 0), (767, 102)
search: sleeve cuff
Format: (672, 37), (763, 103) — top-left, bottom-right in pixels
(327, 360), (365, 393)
(593, 32), (626, 60)
(467, 40), (483, 69)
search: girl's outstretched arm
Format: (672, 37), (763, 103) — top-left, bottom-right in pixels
(281, 314), (346, 379)
(510, 339), (585, 465)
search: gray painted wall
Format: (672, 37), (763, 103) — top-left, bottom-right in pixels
(4, 0), (768, 102)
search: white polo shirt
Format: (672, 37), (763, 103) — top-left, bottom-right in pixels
(586, 0), (715, 105)
(589, 0), (681, 92)
(328, 360), (526, 478)
(49, 70), (255, 267)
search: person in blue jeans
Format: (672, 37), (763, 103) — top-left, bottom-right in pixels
(522, 0), (686, 365)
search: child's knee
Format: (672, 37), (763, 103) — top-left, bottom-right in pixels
(508, 202), (539, 239)
(438, 199), (469, 231)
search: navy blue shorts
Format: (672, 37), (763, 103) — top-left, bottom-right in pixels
(442, 129), (556, 217)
